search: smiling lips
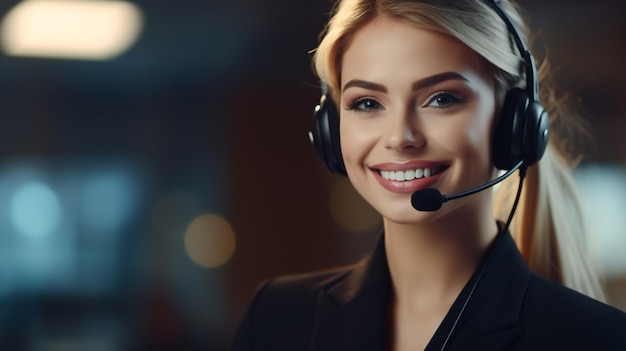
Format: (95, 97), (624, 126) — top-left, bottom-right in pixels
(372, 164), (448, 193)
(380, 166), (443, 181)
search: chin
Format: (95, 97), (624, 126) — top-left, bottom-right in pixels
(377, 203), (442, 225)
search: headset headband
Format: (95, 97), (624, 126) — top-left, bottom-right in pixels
(484, 0), (539, 101)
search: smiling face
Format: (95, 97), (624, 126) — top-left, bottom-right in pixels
(339, 16), (498, 224)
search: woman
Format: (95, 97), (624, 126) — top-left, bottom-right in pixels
(232, 0), (626, 350)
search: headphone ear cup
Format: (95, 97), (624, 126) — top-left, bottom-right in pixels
(493, 87), (527, 170)
(310, 94), (347, 176)
(493, 88), (550, 170)
(523, 101), (550, 166)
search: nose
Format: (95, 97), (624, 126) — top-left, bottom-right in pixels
(383, 111), (425, 151)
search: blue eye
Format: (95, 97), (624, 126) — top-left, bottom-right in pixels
(425, 91), (464, 108)
(345, 97), (383, 112)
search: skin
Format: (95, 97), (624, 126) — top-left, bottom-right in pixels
(339, 16), (501, 351)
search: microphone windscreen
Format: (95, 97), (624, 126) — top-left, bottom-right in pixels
(411, 188), (444, 211)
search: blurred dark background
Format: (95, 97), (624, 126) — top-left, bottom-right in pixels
(0, 0), (624, 350)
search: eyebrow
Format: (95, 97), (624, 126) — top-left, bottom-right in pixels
(412, 71), (468, 90)
(342, 71), (469, 93)
(342, 80), (387, 93)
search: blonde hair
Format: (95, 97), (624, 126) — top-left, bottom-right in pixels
(312, 0), (605, 300)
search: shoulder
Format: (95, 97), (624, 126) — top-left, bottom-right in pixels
(263, 265), (357, 301)
(250, 264), (357, 317)
(520, 273), (626, 349)
(231, 265), (357, 351)
(524, 273), (626, 324)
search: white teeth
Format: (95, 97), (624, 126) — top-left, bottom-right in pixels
(380, 167), (439, 181)
(405, 170), (415, 180)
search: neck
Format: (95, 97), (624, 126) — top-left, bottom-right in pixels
(384, 201), (499, 309)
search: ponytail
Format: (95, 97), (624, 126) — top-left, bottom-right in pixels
(493, 57), (606, 300)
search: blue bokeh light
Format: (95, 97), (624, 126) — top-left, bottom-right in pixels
(9, 181), (62, 238)
(80, 171), (138, 232)
(575, 164), (626, 277)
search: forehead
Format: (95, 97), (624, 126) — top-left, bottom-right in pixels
(340, 17), (490, 90)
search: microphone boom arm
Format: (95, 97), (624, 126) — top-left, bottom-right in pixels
(443, 161), (524, 203)
(411, 161), (525, 211)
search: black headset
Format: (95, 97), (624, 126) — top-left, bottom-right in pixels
(309, 0), (550, 176)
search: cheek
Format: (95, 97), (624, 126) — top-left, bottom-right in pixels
(339, 119), (356, 164)
(467, 120), (497, 174)
(446, 104), (496, 165)
(466, 119), (493, 153)
(339, 117), (375, 167)
(465, 94), (496, 147)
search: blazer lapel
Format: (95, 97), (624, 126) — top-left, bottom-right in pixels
(443, 231), (531, 351)
(309, 235), (391, 351)
(308, 230), (532, 351)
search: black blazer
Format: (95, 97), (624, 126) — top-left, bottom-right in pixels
(232, 231), (626, 350)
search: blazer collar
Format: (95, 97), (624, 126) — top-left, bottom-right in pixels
(309, 234), (391, 351)
(430, 230), (531, 351)
(309, 229), (532, 351)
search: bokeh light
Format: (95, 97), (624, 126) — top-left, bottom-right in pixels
(184, 214), (236, 268)
(575, 165), (626, 277)
(10, 181), (62, 238)
(1, 0), (143, 60)
(81, 171), (138, 232)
